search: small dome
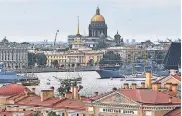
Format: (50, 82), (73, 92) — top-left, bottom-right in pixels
(91, 7), (105, 22)
(0, 84), (29, 96)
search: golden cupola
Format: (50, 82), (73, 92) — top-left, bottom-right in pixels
(91, 7), (105, 22)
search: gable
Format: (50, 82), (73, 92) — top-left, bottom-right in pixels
(93, 92), (139, 105)
(161, 76), (181, 86)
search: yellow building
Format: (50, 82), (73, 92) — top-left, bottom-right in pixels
(45, 50), (103, 66)
(45, 51), (68, 67)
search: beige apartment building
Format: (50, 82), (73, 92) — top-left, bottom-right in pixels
(45, 50), (103, 66)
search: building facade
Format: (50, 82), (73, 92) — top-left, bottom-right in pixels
(89, 7), (107, 37)
(106, 46), (144, 63)
(85, 72), (181, 116)
(45, 50), (103, 67)
(0, 84), (86, 116)
(0, 38), (28, 69)
(68, 7), (115, 48)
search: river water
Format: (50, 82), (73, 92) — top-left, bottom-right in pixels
(1, 71), (144, 96)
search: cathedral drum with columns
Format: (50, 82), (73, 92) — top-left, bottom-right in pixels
(89, 7), (107, 37)
(68, 7), (119, 48)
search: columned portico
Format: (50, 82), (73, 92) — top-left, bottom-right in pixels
(0, 38), (28, 69)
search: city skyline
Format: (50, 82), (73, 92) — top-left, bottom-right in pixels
(0, 0), (180, 43)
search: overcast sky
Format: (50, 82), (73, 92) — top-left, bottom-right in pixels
(0, 0), (180, 42)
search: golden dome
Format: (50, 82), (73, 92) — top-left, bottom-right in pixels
(91, 15), (105, 22)
(91, 7), (105, 22)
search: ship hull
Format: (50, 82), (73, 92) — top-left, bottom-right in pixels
(96, 69), (125, 79)
(0, 75), (23, 83)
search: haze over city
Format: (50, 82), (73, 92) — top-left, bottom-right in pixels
(0, 0), (180, 42)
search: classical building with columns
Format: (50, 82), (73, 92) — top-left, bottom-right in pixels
(0, 38), (28, 69)
(68, 7), (119, 48)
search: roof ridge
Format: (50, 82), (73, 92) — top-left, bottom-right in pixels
(51, 98), (67, 107)
(14, 95), (29, 104)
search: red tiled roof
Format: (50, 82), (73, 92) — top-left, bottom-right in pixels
(173, 75), (181, 81)
(164, 107), (181, 116)
(15, 95), (60, 107)
(118, 89), (181, 105)
(15, 94), (85, 110)
(89, 91), (115, 101)
(0, 84), (28, 96)
(155, 74), (181, 83)
(53, 98), (85, 110)
(90, 89), (181, 105)
(154, 77), (166, 83)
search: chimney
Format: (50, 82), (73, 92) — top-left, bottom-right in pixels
(171, 84), (178, 95)
(50, 86), (54, 91)
(141, 82), (145, 88)
(152, 83), (158, 90)
(40, 90), (54, 102)
(157, 82), (161, 89)
(80, 96), (86, 101)
(112, 87), (117, 91)
(145, 71), (152, 88)
(131, 83), (137, 89)
(124, 83), (129, 89)
(73, 86), (78, 99)
(31, 88), (35, 93)
(165, 83), (172, 90)
(94, 92), (98, 96)
(170, 70), (177, 75)
(65, 92), (73, 99)
(71, 86), (74, 98)
(169, 96), (172, 103)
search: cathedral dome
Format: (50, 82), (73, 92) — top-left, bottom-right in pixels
(91, 7), (105, 22)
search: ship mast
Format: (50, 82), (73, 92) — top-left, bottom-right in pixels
(132, 48), (135, 75)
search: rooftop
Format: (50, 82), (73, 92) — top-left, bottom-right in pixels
(164, 107), (181, 116)
(163, 42), (181, 70)
(0, 84), (28, 96)
(89, 89), (181, 105)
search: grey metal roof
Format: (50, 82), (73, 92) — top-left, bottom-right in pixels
(163, 42), (181, 70)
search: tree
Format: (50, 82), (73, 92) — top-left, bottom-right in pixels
(56, 78), (83, 97)
(88, 59), (94, 66)
(28, 52), (36, 66)
(57, 80), (72, 96)
(52, 60), (59, 68)
(48, 111), (60, 116)
(30, 112), (40, 116)
(36, 53), (47, 66)
(99, 51), (121, 65)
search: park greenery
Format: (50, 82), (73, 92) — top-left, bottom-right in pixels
(56, 78), (83, 97)
(28, 53), (47, 67)
(29, 112), (40, 116)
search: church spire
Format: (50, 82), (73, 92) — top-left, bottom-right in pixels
(96, 6), (100, 15)
(76, 16), (80, 35)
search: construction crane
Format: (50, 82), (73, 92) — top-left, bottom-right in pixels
(54, 30), (59, 46)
